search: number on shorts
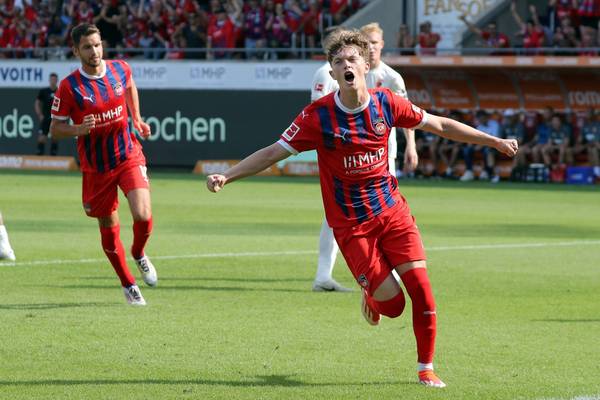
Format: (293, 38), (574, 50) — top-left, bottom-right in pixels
(139, 165), (149, 182)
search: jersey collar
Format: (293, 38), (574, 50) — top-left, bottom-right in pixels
(334, 90), (370, 114)
(79, 60), (107, 80)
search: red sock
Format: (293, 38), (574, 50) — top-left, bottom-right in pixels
(401, 268), (437, 364)
(131, 217), (153, 259)
(100, 225), (136, 287)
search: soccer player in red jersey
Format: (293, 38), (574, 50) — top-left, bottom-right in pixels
(206, 29), (518, 387)
(50, 23), (157, 306)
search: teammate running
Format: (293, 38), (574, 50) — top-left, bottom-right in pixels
(50, 23), (157, 305)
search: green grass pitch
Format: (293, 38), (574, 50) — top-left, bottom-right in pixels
(1, 170), (599, 400)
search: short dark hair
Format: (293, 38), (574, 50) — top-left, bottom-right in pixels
(71, 23), (101, 47)
(49, 72), (58, 78)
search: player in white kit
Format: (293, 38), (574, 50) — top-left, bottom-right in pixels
(311, 22), (418, 291)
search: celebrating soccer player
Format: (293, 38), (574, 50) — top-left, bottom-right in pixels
(206, 29), (518, 387)
(310, 22), (417, 292)
(50, 23), (157, 306)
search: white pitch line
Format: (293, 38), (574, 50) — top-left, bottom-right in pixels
(2, 240), (599, 268)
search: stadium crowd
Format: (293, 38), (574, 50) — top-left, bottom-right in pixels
(398, 0), (600, 55)
(411, 107), (600, 183)
(2, 0), (599, 59)
(0, 0), (369, 59)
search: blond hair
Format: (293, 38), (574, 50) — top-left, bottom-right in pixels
(360, 22), (384, 37)
(325, 29), (370, 64)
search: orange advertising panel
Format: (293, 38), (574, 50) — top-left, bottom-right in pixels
(516, 72), (566, 110)
(469, 72), (520, 109)
(402, 71), (433, 110)
(560, 72), (600, 111)
(192, 160), (280, 176)
(422, 71), (476, 110)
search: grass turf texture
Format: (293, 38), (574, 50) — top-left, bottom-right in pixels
(0, 170), (599, 400)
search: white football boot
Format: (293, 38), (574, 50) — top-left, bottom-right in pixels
(123, 284), (146, 306)
(134, 255), (157, 287)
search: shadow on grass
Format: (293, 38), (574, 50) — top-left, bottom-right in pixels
(37, 284), (309, 293)
(0, 302), (119, 310)
(532, 319), (600, 323)
(0, 374), (408, 388)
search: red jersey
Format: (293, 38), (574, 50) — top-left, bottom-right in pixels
(51, 60), (143, 173)
(278, 88), (426, 228)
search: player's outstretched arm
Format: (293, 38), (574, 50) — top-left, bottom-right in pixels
(49, 116), (95, 139)
(206, 142), (291, 193)
(422, 114), (519, 157)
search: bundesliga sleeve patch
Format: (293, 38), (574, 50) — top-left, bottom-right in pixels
(411, 103), (423, 116)
(314, 83), (324, 92)
(51, 96), (61, 112)
(282, 122), (300, 141)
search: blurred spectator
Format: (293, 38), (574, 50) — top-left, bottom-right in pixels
(94, 0), (121, 48)
(243, 0), (266, 59)
(528, 106), (554, 164)
(541, 114), (572, 166)
(415, 129), (441, 177)
(438, 110), (465, 178)
(460, 110), (501, 182)
(459, 14), (510, 54)
(571, 108), (600, 177)
(510, 2), (546, 52)
(178, 13), (207, 59)
(552, 15), (579, 49)
(397, 23), (416, 55)
(417, 21), (440, 55)
(577, 0), (600, 45)
(500, 109), (529, 179)
(329, 0), (348, 25)
(207, 5), (235, 59)
(299, 0), (321, 55)
(548, 0), (579, 31)
(265, 2), (292, 59)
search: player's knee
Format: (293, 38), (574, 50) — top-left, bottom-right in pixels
(374, 290), (406, 318)
(132, 208), (151, 222)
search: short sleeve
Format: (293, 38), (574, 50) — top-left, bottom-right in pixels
(388, 69), (408, 99)
(50, 79), (73, 120)
(36, 89), (44, 101)
(388, 90), (427, 130)
(277, 105), (320, 154)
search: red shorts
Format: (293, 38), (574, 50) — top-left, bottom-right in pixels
(333, 202), (426, 292)
(82, 158), (150, 218)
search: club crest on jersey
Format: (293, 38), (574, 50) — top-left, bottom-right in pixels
(283, 122), (300, 141)
(358, 274), (369, 288)
(113, 81), (123, 96)
(372, 117), (386, 136)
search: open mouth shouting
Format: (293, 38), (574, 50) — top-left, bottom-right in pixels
(344, 71), (355, 84)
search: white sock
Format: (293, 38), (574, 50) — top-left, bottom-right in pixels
(418, 362), (434, 372)
(315, 219), (338, 282)
(0, 225), (8, 246)
(594, 166), (600, 177)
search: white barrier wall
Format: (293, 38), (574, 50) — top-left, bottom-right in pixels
(0, 60), (323, 90)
